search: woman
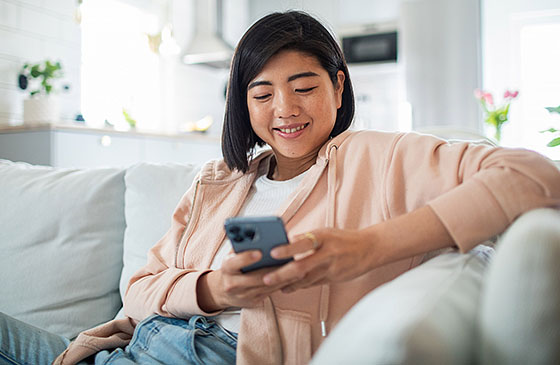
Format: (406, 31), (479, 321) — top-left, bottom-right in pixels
(3, 10), (560, 365)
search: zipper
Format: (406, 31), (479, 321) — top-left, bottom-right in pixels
(175, 179), (201, 268)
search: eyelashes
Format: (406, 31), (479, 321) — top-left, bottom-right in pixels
(254, 94), (271, 100)
(252, 86), (318, 101)
(295, 86), (317, 93)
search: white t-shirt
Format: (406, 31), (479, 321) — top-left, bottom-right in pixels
(209, 168), (308, 333)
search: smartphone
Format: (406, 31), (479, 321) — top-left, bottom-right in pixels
(224, 216), (292, 273)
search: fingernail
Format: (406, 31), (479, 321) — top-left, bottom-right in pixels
(263, 276), (273, 285)
(252, 251), (261, 259)
(270, 248), (279, 258)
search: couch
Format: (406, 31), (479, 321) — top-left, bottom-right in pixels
(1, 158), (559, 364)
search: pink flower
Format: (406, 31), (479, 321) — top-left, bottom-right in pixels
(474, 89), (494, 105)
(483, 92), (494, 105)
(504, 90), (519, 99)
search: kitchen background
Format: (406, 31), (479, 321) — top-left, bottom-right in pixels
(0, 0), (559, 166)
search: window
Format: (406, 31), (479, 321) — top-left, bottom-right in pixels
(81, 0), (161, 130)
(483, 1), (560, 160)
(509, 19), (560, 160)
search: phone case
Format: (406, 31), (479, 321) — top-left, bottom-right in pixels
(224, 216), (292, 273)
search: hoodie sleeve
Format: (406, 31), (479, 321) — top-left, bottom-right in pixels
(384, 132), (560, 253)
(123, 171), (222, 322)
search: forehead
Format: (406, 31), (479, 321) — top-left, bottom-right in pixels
(252, 50), (325, 80)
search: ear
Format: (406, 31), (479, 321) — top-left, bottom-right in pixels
(334, 70), (345, 109)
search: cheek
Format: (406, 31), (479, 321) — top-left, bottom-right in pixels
(248, 106), (271, 142)
(311, 96), (338, 124)
(248, 106), (265, 128)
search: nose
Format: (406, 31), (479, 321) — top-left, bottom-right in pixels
(273, 90), (300, 119)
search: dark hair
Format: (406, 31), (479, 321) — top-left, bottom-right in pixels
(221, 11), (355, 173)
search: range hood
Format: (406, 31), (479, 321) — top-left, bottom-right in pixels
(182, 0), (233, 68)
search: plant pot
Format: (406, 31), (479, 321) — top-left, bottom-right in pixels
(23, 96), (60, 124)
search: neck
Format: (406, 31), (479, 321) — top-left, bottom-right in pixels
(269, 147), (320, 181)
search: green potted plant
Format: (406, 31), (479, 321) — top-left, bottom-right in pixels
(17, 60), (68, 124)
(541, 105), (560, 147)
(540, 105), (560, 169)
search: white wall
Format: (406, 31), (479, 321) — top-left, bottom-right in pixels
(401, 0), (481, 132)
(248, 0), (403, 30)
(0, 0), (81, 125)
(167, 0), (249, 137)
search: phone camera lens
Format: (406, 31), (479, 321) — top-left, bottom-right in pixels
(244, 228), (255, 240)
(228, 226), (240, 234)
(233, 235), (244, 243)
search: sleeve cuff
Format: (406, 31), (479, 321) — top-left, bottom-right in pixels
(165, 269), (224, 318)
(428, 178), (510, 253)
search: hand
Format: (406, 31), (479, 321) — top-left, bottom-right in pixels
(197, 250), (297, 312)
(262, 228), (379, 293)
(261, 206), (456, 293)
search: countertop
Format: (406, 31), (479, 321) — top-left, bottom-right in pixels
(0, 122), (221, 143)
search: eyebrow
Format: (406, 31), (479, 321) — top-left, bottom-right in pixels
(247, 71), (320, 90)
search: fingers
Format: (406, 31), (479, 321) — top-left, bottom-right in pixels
(220, 252), (283, 295)
(271, 231), (322, 260)
(221, 250), (261, 274)
(263, 250), (328, 287)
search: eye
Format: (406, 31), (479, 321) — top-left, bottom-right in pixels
(295, 86), (317, 93)
(253, 93), (271, 101)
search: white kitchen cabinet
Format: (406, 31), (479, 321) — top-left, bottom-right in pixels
(0, 124), (222, 168)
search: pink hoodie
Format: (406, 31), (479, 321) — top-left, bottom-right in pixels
(55, 130), (560, 364)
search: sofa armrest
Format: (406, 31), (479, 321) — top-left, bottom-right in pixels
(311, 245), (493, 364)
(478, 208), (560, 364)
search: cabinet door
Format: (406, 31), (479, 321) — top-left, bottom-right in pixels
(0, 131), (52, 165)
(53, 131), (143, 168)
(144, 137), (222, 165)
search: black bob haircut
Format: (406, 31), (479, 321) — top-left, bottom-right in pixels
(221, 10), (355, 173)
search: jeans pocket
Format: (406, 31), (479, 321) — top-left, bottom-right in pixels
(188, 327), (236, 365)
(120, 316), (236, 365)
(128, 314), (162, 352)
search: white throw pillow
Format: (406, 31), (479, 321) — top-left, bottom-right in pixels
(0, 160), (125, 339)
(116, 162), (200, 318)
(311, 245), (493, 365)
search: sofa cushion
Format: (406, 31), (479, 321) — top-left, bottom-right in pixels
(311, 245), (493, 365)
(0, 160), (125, 340)
(117, 162), (200, 317)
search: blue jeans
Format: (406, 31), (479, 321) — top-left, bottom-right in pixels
(0, 312), (237, 365)
(95, 315), (237, 364)
(0, 312), (70, 365)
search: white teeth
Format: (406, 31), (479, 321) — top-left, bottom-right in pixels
(279, 124), (307, 134)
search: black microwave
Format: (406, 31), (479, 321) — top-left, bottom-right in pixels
(342, 31), (398, 64)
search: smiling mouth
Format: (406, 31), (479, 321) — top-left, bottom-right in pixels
(273, 123), (310, 134)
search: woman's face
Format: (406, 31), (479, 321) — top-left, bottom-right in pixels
(246, 50), (345, 160)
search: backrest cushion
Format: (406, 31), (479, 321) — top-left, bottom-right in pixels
(0, 160), (125, 339)
(116, 162), (200, 317)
